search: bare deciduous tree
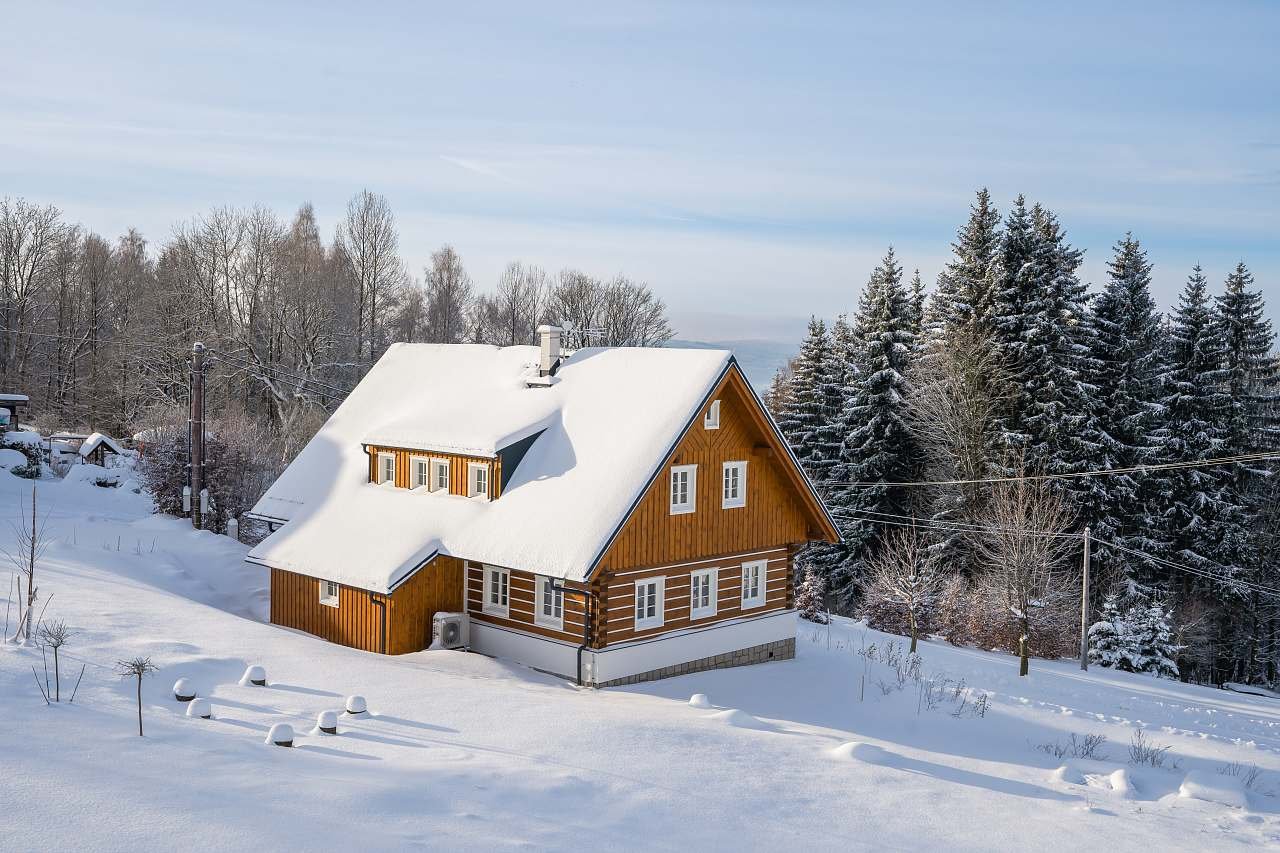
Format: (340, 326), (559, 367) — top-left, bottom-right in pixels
(861, 527), (946, 652)
(2, 483), (51, 646)
(37, 618), (74, 701)
(969, 475), (1078, 676)
(423, 244), (473, 343)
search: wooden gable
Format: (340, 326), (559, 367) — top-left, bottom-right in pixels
(593, 362), (837, 576)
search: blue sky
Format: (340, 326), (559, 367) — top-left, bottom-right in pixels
(1, 1), (1276, 341)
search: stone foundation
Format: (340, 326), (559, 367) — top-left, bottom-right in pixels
(595, 637), (795, 687)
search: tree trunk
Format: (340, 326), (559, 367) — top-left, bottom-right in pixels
(53, 647), (60, 701)
(1019, 632), (1029, 677)
(909, 611), (918, 654)
(136, 677), (144, 736)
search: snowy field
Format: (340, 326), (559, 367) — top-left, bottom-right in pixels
(2, 463), (1279, 851)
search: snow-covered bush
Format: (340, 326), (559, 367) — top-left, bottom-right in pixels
(136, 406), (285, 535)
(795, 562), (828, 624)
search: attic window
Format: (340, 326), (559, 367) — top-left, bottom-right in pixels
(319, 580), (339, 608)
(430, 458), (450, 492)
(376, 452), (396, 485)
(669, 464), (696, 515)
(468, 463), (490, 500)
(411, 456), (430, 489)
(722, 461), (747, 509)
(704, 399), (721, 430)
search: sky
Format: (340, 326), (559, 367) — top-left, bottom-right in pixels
(1, 1), (1277, 343)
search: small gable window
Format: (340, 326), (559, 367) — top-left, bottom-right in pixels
(319, 580), (339, 608)
(722, 461), (747, 509)
(483, 566), (509, 617)
(468, 463), (490, 500)
(704, 399), (721, 430)
(430, 459), (450, 493)
(411, 456), (430, 489)
(669, 464), (696, 515)
(634, 576), (665, 630)
(376, 452), (396, 485)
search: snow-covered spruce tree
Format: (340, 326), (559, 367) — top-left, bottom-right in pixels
(1081, 234), (1168, 596)
(830, 248), (921, 595)
(795, 561), (829, 624)
(1216, 262), (1279, 458)
(1154, 266), (1250, 600)
(1130, 599), (1181, 679)
(1088, 593), (1140, 671)
(925, 187), (1001, 340)
(906, 270), (927, 342)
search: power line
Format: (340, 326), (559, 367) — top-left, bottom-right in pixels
(821, 451), (1280, 489)
(1092, 538), (1280, 599)
(201, 347), (355, 398)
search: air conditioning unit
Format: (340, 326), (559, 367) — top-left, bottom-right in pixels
(431, 612), (470, 650)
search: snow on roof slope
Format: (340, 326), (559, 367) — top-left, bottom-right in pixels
(79, 432), (124, 458)
(248, 343), (732, 590)
(0, 393), (29, 403)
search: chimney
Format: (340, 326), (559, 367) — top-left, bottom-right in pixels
(538, 325), (563, 377)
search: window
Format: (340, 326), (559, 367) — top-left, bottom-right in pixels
(690, 568), (718, 619)
(535, 576), (564, 629)
(430, 458), (450, 493)
(319, 580), (339, 608)
(376, 452), (396, 485)
(468, 463), (490, 500)
(722, 461), (747, 509)
(669, 464), (696, 515)
(411, 456), (430, 489)
(634, 576), (665, 630)
(482, 565), (509, 617)
(741, 560), (767, 609)
(704, 399), (721, 430)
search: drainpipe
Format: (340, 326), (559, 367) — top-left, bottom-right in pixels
(368, 592), (388, 654)
(551, 581), (597, 687)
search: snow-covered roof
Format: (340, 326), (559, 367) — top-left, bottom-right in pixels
(0, 393), (28, 403)
(79, 432), (125, 458)
(248, 343), (736, 591)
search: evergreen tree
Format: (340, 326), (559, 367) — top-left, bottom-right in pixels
(927, 188), (1001, 338)
(775, 317), (842, 481)
(1217, 261), (1279, 458)
(795, 562), (829, 624)
(1131, 600), (1181, 679)
(1082, 234), (1168, 595)
(831, 247), (920, 592)
(1155, 266), (1250, 598)
(907, 270), (926, 341)
(1088, 594), (1140, 671)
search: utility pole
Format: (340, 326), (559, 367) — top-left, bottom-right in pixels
(190, 342), (206, 530)
(1079, 525), (1091, 671)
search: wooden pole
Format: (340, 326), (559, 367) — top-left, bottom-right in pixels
(1080, 525), (1091, 671)
(190, 342), (205, 530)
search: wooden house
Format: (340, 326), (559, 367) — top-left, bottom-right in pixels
(0, 393), (28, 431)
(246, 328), (837, 687)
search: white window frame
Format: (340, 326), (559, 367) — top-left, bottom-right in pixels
(319, 579), (340, 608)
(468, 462), (490, 500)
(534, 575), (564, 630)
(704, 399), (721, 430)
(376, 452), (396, 485)
(740, 559), (767, 609)
(722, 460), (747, 509)
(410, 455), (430, 489)
(482, 565), (509, 617)
(634, 576), (665, 630)
(669, 464), (697, 515)
(429, 458), (450, 492)
(690, 568), (718, 620)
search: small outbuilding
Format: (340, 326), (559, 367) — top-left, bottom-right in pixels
(78, 432), (125, 467)
(0, 393), (28, 431)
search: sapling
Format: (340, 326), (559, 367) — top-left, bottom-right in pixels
(116, 657), (159, 736)
(37, 619), (74, 701)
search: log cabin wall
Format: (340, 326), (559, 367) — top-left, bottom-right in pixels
(465, 562), (587, 644)
(365, 446), (501, 499)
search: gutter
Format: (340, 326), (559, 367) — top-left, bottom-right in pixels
(368, 592), (388, 654)
(549, 580), (598, 687)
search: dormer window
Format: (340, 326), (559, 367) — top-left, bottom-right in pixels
(704, 399), (721, 430)
(411, 456), (430, 489)
(376, 452), (396, 485)
(468, 463), (490, 500)
(430, 458), (450, 492)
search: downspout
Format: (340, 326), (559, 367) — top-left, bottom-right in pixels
(551, 582), (598, 687)
(369, 592), (388, 654)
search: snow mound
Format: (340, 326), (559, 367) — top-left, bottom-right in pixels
(312, 710), (339, 735)
(1051, 764), (1086, 785)
(688, 693), (711, 709)
(173, 678), (195, 701)
(186, 698), (211, 719)
(0, 448), (25, 468)
(1107, 768), (1135, 799)
(1179, 770), (1248, 809)
(345, 695), (367, 714)
(704, 709), (768, 730)
(240, 665), (266, 686)
(830, 741), (893, 765)
(266, 723), (295, 746)
(1, 430), (43, 447)
(1224, 682), (1280, 700)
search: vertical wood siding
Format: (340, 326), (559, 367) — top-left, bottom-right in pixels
(387, 555), (466, 654)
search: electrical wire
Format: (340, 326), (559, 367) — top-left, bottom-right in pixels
(205, 347), (355, 397)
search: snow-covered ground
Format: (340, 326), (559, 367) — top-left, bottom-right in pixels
(1, 460), (1279, 851)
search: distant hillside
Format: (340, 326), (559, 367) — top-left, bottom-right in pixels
(668, 339), (796, 390)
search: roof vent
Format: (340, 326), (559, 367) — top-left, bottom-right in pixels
(538, 325), (563, 377)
